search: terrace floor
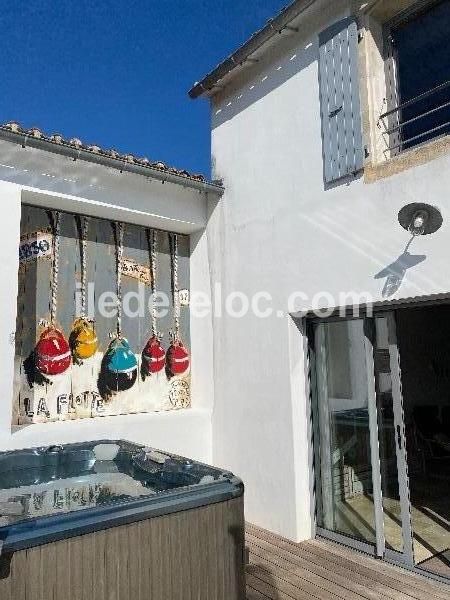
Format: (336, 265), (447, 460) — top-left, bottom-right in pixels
(245, 523), (450, 600)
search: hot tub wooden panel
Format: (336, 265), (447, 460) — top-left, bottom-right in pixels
(0, 497), (245, 600)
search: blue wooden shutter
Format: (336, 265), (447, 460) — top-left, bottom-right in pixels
(318, 17), (364, 183)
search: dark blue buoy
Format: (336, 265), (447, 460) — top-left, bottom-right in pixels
(103, 337), (138, 392)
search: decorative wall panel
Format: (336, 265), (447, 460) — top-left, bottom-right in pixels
(13, 205), (191, 425)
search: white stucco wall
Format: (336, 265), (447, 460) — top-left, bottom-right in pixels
(208, 1), (450, 540)
(0, 141), (215, 463)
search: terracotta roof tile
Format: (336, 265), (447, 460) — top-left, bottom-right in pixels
(1, 121), (208, 184)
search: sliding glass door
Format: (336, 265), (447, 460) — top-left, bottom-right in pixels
(311, 318), (381, 551)
(310, 314), (413, 563)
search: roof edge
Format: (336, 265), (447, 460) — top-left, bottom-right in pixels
(188, 0), (317, 99)
(0, 127), (223, 196)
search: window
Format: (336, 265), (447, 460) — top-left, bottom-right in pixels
(380, 0), (450, 154)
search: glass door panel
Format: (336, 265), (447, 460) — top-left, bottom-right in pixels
(396, 306), (450, 579)
(312, 319), (377, 547)
(311, 312), (414, 564)
(373, 314), (413, 564)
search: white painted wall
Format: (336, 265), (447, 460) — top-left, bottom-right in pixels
(0, 141), (216, 464)
(208, 1), (450, 540)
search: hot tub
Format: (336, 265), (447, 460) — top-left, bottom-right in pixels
(0, 440), (245, 599)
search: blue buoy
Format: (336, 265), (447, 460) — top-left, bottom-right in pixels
(103, 337), (138, 392)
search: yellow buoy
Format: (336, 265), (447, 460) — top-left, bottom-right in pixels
(70, 318), (98, 361)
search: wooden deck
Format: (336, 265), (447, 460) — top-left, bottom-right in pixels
(246, 523), (450, 600)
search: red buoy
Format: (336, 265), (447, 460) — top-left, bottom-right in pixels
(142, 335), (166, 374)
(166, 341), (189, 376)
(35, 327), (71, 376)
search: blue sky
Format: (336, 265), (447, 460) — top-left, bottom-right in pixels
(1, 1), (288, 177)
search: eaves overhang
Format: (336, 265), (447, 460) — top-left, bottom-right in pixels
(188, 0), (318, 99)
(0, 126), (224, 196)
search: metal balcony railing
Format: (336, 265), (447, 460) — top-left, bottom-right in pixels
(378, 79), (450, 153)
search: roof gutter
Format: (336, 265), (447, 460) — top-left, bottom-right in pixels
(0, 128), (224, 196)
(188, 0), (318, 99)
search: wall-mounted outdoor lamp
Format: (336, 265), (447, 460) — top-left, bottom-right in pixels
(398, 202), (443, 237)
(376, 204), (442, 299)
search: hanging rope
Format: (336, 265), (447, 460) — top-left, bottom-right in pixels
(50, 211), (61, 325)
(116, 222), (124, 338)
(169, 232), (180, 341)
(148, 228), (158, 336)
(80, 216), (89, 319)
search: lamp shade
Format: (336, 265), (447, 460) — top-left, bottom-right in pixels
(398, 203), (442, 235)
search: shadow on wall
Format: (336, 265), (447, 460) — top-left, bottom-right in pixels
(374, 236), (426, 298)
(212, 35), (317, 130)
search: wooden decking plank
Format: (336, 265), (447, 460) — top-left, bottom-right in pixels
(246, 523), (449, 600)
(246, 585), (274, 599)
(248, 523), (448, 598)
(247, 537), (385, 600)
(312, 537), (450, 597)
(247, 532), (417, 600)
(246, 572), (311, 600)
(249, 551), (367, 600)
(247, 527), (420, 600)
(248, 562), (346, 600)
(247, 534), (397, 600)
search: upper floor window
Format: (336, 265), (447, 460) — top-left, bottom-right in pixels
(381, 0), (450, 154)
(317, 0), (450, 182)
